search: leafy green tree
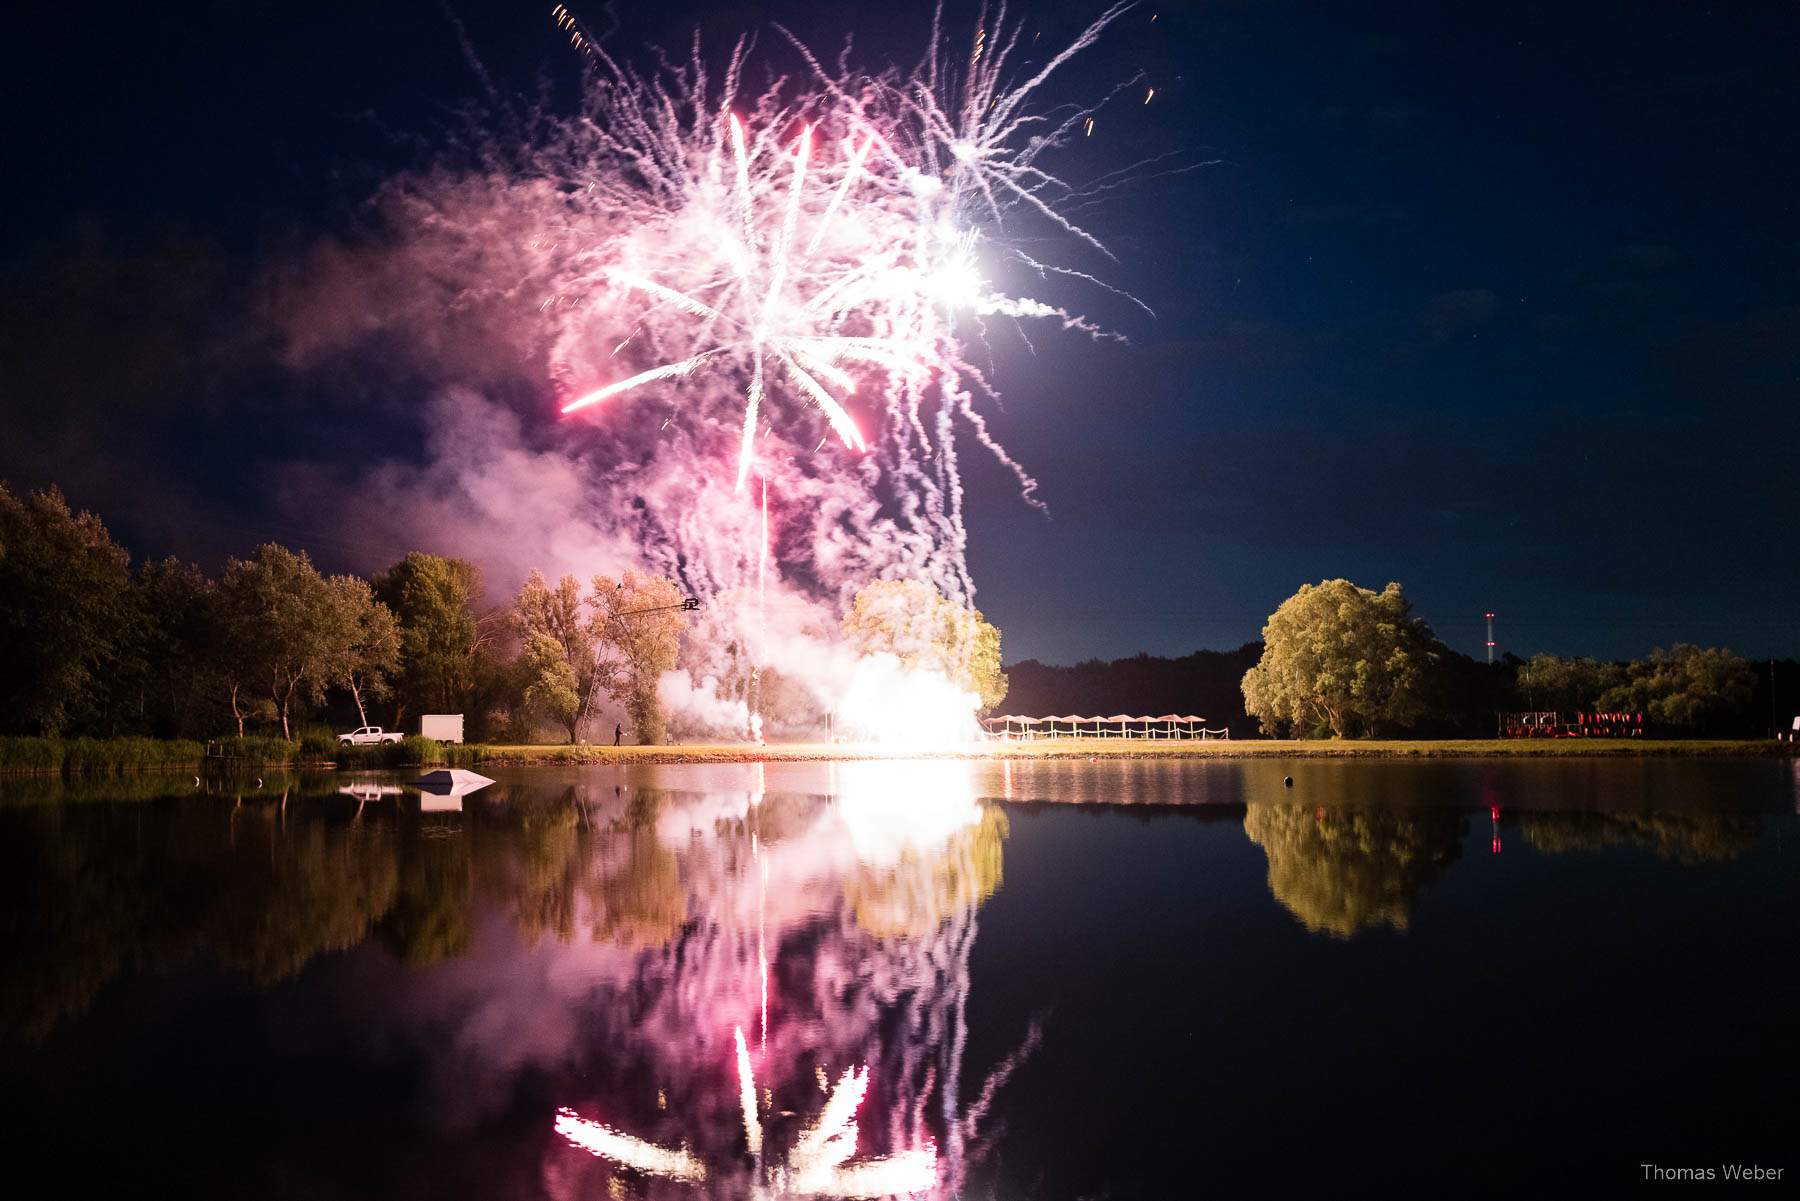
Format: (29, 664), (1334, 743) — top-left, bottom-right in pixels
(515, 570), (603, 741)
(211, 571), (267, 737)
(592, 570), (690, 744)
(1599, 644), (1754, 732)
(519, 631), (583, 742)
(840, 579), (1008, 713)
(0, 484), (136, 735)
(325, 575), (402, 727)
(1240, 579), (1441, 737)
(375, 552), (485, 725)
(218, 544), (340, 739)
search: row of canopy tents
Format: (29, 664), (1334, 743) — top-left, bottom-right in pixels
(981, 715), (1228, 741)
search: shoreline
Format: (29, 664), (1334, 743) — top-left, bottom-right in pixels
(3, 737), (1794, 777)
(323, 737), (1799, 766)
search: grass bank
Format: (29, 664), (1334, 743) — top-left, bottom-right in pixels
(373, 737), (1797, 765)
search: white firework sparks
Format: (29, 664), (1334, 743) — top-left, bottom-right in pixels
(532, 1), (1139, 602)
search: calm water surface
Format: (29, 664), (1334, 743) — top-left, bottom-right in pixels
(2, 758), (1794, 1198)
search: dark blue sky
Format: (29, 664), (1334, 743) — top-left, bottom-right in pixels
(2, 0), (1795, 665)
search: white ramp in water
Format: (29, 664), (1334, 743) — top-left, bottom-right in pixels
(412, 768), (495, 800)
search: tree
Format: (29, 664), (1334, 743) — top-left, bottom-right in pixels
(375, 553), (486, 725)
(0, 484), (136, 735)
(840, 580), (1008, 714)
(1240, 579), (1441, 738)
(591, 570), (690, 744)
(218, 544), (340, 739)
(1516, 654), (1626, 713)
(135, 556), (226, 738)
(1599, 644), (1754, 733)
(211, 574), (268, 737)
(325, 575), (402, 728)
(1003, 644), (1266, 736)
(518, 632), (583, 742)
(515, 570), (602, 742)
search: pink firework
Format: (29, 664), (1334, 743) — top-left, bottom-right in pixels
(533, 2), (1139, 601)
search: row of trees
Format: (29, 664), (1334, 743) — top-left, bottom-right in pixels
(1, 484), (1006, 744)
(1239, 578), (1769, 738)
(513, 570), (689, 744)
(1005, 645), (1266, 737)
(0, 483), (665, 742)
(1515, 645), (1754, 732)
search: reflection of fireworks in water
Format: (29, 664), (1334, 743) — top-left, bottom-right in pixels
(555, 1038), (937, 1197)
(548, 764), (1034, 1197)
(537, 1), (1145, 604)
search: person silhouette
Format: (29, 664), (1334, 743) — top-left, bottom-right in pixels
(614, 723), (622, 746)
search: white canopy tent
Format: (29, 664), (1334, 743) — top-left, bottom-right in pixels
(981, 715), (1226, 741)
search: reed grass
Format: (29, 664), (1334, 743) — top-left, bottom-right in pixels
(0, 736), (206, 775)
(206, 735), (302, 764)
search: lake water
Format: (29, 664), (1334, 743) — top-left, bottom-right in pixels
(2, 758), (1794, 1197)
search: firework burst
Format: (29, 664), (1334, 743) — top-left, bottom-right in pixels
(529, 2), (1139, 603)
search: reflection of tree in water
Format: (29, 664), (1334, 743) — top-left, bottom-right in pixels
(1244, 804), (1465, 938)
(0, 789), (402, 1038)
(1, 769), (1029, 1196)
(586, 792), (690, 950)
(1519, 809), (1761, 864)
(378, 833), (472, 966)
(843, 807), (1007, 938)
(507, 795), (584, 946)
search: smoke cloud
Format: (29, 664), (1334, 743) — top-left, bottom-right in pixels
(254, 7), (1140, 734)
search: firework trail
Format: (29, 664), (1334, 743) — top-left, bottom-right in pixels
(269, 5), (1152, 625)
(522, 2), (1138, 606)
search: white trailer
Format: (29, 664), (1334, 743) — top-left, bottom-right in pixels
(420, 714), (465, 744)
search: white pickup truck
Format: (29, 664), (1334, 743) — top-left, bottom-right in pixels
(338, 726), (404, 746)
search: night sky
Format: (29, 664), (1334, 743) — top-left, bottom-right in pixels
(2, 0), (1795, 666)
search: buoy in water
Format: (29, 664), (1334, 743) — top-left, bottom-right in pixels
(1283, 776), (1293, 787)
